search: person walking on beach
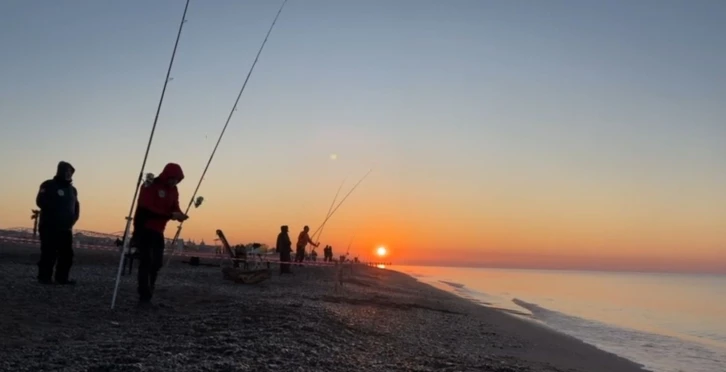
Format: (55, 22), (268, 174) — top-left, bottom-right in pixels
(295, 226), (318, 264)
(35, 161), (80, 285)
(131, 163), (188, 308)
(276, 225), (292, 274)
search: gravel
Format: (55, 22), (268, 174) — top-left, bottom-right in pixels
(0, 243), (648, 372)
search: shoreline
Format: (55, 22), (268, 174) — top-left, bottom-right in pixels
(0, 243), (648, 371)
(395, 268), (653, 372)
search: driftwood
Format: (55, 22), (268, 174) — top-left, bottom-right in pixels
(222, 267), (271, 284)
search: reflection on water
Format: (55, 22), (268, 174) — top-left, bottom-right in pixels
(376, 264), (386, 269)
(394, 265), (726, 372)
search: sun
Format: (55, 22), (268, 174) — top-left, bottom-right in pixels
(376, 246), (387, 257)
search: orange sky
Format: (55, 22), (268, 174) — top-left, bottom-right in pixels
(1, 157), (724, 273)
(1, 1), (725, 273)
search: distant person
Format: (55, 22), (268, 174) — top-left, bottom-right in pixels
(276, 225), (292, 274)
(35, 161), (80, 285)
(131, 163), (188, 308)
(310, 247), (318, 262)
(322, 245), (333, 262)
(295, 226), (318, 264)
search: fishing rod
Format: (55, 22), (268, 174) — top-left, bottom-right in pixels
(346, 234), (354, 256)
(164, 0), (288, 266)
(311, 178), (347, 245)
(310, 168), (373, 239)
(110, 0), (191, 310)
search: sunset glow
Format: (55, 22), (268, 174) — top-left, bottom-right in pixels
(0, 2), (724, 275)
(376, 246), (388, 257)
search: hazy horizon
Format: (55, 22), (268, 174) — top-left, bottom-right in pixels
(1, 1), (724, 272)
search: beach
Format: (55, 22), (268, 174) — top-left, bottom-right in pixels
(0, 243), (648, 372)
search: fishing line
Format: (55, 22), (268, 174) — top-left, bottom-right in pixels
(110, 0), (191, 310)
(310, 168), (373, 239)
(311, 178), (347, 245)
(164, 0), (288, 265)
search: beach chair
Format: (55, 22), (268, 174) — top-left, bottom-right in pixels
(215, 229), (248, 269)
(215, 229), (271, 271)
(215, 229), (271, 284)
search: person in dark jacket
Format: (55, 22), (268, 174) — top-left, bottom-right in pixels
(276, 225), (292, 274)
(323, 245), (331, 262)
(35, 161), (80, 285)
(131, 163), (188, 307)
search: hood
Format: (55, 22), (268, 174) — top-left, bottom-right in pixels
(157, 163), (184, 183)
(55, 161), (75, 178)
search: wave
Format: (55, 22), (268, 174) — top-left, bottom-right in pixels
(510, 299), (725, 372)
(439, 280), (466, 289)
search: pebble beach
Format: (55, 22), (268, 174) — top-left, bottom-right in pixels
(0, 243), (649, 372)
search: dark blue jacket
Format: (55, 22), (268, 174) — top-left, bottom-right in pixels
(36, 161), (80, 233)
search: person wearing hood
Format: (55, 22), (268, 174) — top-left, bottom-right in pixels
(131, 163), (188, 307)
(35, 161), (80, 285)
(276, 225), (292, 274)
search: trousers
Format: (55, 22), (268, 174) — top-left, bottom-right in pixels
(38, 229), (74, 282)
(279, 250), (292, 273)
(135, 228), (166, 302)
(294, 246), (305, 263)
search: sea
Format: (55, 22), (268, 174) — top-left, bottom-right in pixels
(393, 266), (726, 372)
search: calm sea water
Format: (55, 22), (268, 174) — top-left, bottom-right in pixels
(393, 266), (726, 372)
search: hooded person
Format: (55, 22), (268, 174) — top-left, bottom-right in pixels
(131, 163), (188, 307)
(35, 161), (80, 285)
(276, 225), (292, 274)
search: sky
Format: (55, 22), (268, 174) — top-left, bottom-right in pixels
(1, 0), (725, 272)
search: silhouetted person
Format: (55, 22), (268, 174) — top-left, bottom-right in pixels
(35, 161), (80, 285)
(295, 225), (318, 264)
(322, 245), (333, 262)
(131, 163), (188, 308)
(276, 225), (292, 274)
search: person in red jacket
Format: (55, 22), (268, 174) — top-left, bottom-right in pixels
(131, 163), (188, 307)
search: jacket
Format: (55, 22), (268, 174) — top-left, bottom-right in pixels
(276, 232), (292, 253)
(36, 161), (80, 233)
(133, 163), (184, 234)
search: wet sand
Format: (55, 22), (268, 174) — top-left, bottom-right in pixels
(0, 242), (649, 372)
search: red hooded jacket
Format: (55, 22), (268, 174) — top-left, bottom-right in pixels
(134, 163), (185, 234)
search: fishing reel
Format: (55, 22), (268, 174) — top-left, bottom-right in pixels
(143, 173), (155, 187)
(194, 196), (204, 208)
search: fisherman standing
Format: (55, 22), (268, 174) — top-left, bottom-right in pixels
(35, 161), (80, 285)
(131, 163), (188, 307)
(276, 225), (292, 274)
(295, 225), (318, 264)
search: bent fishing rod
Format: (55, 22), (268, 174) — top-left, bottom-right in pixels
(310, 178), (347, 249)
(310, 168), (373, 240)
(111, 0), (191, 310)
(164, 0), (289, 266)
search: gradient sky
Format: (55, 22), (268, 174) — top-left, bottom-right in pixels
(1, 0), (725, 272)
